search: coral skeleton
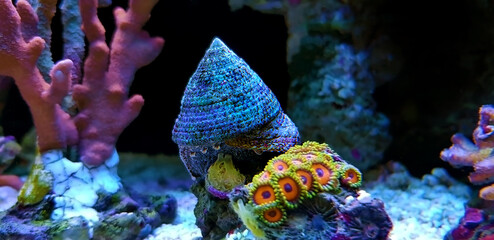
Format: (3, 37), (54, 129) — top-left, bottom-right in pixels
(42, 149), (121, 223)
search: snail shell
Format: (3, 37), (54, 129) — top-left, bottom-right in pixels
(172, 37), (299, 152)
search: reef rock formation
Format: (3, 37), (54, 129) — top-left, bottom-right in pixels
(230, 141), (392, 240)
(229, 0), (395, 171)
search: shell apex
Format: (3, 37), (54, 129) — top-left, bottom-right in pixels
(172, 37), (283, 146)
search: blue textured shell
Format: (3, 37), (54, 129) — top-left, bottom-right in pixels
(172, 37), (299, 152)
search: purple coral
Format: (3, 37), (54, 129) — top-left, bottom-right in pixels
(446, 207), (492, 240)
(463, 208), (485, 228)
(338, 198), (392, 240)
(441, 105), (494, 200)
(206, 185), (230, 199)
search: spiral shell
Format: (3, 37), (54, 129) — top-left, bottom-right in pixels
(172, 38), (299, 152)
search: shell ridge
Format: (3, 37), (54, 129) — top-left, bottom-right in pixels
(172, 37), (295, 147)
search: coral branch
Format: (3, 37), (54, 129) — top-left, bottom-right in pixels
(60, 0), (85, 87)
(480, 184), (494, 200)
(441, 105), (494, 200)
(0, 0), (78, 151)
(440, 133), (490, 167)
(73, 0), (164, 166)
(0, 0), (163, 166)
(18, 1), (38, 41)
(28, 0), (58, 82)
(474, 105), (494, 148)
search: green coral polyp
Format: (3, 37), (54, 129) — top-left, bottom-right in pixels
(285, 141), (332, 155)
(252, 170), (271, 183)
(266, 157), (292, 174)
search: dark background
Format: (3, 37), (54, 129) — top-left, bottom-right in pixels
(3, 0), (494, 180)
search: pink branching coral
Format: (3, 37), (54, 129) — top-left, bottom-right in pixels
(441, 105), (494, 200)
(0, 175), (23, 191)
(0, 0), (164, 166)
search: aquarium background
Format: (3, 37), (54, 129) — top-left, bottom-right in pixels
(3, 0), (490, 181)
(2, 0), (494, 239)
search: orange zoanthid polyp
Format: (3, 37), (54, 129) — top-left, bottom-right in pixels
(343, 168), (359, 184)
(312, 163), (332, 185)
(295, 169), (313, 191)
(278, 177), (300, 202)
(263, 207), (284, 223)
(272, 159), (290, 173)
(341, 165), (362, 188)
(253, 185), (276, 205)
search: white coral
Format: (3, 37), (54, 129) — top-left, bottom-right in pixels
(41, 149), (122, 225)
